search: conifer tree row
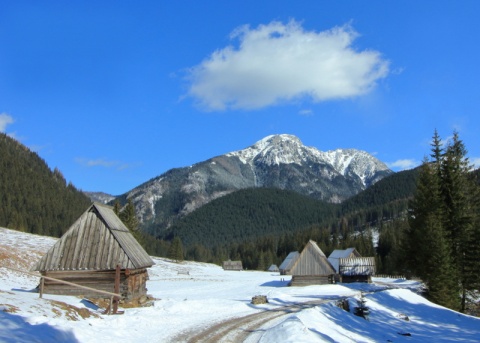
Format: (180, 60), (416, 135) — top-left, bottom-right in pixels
(405, 130), (480, 312)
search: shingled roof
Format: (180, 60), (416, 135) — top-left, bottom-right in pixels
(279, 251), (299, 273)
(328, 248), (361, 273)
(32, 203), (154, 272)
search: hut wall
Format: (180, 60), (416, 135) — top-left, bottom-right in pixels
(290, 275), (334, 286)
(41, 268), (149, 300)
(125, 268), (149, 299)
(223, 261), (243, 271)
(339, 257), (376, 276)
(341, 275), (372, 283)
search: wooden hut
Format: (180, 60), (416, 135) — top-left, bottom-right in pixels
(327, 248), (376, 283)
(267, 264), (279, 272)
(338, 257), (376, 283)
(327, 248), (361, 273)
(31, 203), (154, 301)
(222, 260), (243, 271)
(289, 240), (336, 286)
(278, 251), (299, 275)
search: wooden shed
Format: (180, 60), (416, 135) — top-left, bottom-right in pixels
(278, 251), (299, 275)
(338, 257), (376, 283)
(31, 203), (154, 301)
(222, 260), (243, 271)
(267, 264), (279, 272)
(327, 248), (361, 273)
(289, 240), (336, 286)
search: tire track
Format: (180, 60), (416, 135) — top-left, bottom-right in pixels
(172, 299), (333, 343)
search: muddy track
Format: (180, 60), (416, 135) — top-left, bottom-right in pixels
(171, 299), (333, 343)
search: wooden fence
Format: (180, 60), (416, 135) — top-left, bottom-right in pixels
(374, 274), (406, 280)
(2, 266), (122, 314)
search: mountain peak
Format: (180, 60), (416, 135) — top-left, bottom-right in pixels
(254, 134), (302, 147)
(228, 134), (308, 166)
(227, 133), (390, 182)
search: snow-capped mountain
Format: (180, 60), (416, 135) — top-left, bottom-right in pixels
(227, 134), (389, 188)
(123, 134), (392, 232)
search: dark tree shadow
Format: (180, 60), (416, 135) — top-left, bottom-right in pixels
(0, 311), (80, 343)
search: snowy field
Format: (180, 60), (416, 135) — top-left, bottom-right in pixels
(1, 227), (479, 342)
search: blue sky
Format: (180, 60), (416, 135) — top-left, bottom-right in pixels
(1, 1), (479, 195)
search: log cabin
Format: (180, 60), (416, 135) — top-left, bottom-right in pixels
(31, 203), (154, 301)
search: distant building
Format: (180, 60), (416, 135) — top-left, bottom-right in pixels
(289, 240), (336, 286)
(222, 260), (243, 271)
(327, 248), (361, 273)
(338, 257), (376, 283)
(279, 251), (299, 275)
(32, 203), (154, 301)
(328, 248), (376, 283)
(267, 264), (279, 272)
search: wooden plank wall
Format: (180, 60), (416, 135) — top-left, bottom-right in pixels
(292, 244), (334, 275)
(223, 261), (243, 270)
(341, 275), (372, 283)
(290, 275), (334, 286)
(42, 269), (149, 299)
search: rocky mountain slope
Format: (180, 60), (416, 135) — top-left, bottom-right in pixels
(83, 191), (115, 204)
(120, 134), (392, 232)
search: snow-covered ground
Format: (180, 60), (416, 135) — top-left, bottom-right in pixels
(1, 227), (479, 342)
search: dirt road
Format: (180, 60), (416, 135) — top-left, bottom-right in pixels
(171, 299), (332, 343)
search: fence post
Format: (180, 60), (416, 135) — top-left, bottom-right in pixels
(39, 277), (44, 299)
(113, 264), (120, 314)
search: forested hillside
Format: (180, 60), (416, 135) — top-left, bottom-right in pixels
(340, 167), (420, 225)
(154, 168), (420, 269)
(163, 188), (338, 248)
(161, 168), (419, 243)
(0, 133), (91, 236)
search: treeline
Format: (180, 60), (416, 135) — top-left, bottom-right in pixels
(0, 133), (91, 236)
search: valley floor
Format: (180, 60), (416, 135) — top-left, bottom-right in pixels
(1, 227), (479, 343)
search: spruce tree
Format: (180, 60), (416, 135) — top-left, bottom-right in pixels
(406, 130), (480, 312)
(119, 199), (139, 231)
(407, 159), (459, 308)
(440, 132), (478, 312)
(113, 200), (121, 215)
(168, 237), (184, 263)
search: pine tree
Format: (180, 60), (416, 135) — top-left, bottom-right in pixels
(407, 158), (459, 308)
(119, 199), (139, 231)
(257, 252), (266, 271)
(405, 130), (480, 311)
(440, 132), (478, 312)
(168, 237), (184, 263)
(113, 200), (121, 215)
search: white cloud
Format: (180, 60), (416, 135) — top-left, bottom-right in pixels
(387, 159), (419, 171)
(0, 113), (14, 132)
(75, 158), (131, 170)
(186, 20), (390, 111)
(298, 109), (313, 116)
